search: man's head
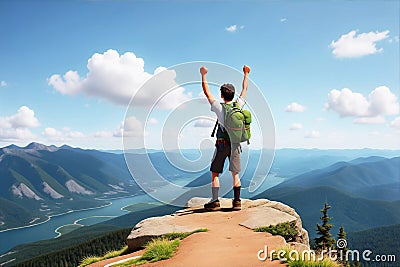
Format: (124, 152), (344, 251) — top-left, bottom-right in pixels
(220, 83), (235, 101)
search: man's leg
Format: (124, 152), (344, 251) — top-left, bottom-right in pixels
(211, 171), (220, 201)
(204, 171), (221, 209)
(231, 172), (241, 187)
(231, 172), (241, 202)
(229, 144), (242, 210)
(206, 144), (228, 209)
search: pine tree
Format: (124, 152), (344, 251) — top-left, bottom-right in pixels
(336, 226), (349, 266)
(314, 202), (335, 251)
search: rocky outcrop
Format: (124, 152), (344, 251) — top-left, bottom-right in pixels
(127, 197), (309, 251)
(126, 215), (202, 251)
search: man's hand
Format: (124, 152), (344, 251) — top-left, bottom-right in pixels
(240, 65), (250, 99)
(243, 65), (250, 75)
(200, 66), (214, 104)
(200, 66), (208, 76)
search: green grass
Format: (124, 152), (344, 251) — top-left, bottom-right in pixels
(114, 238), (179, 267)
(255, 222), (299, 242)
(79, 256), (101, 266)
(114, 229), (208, 267)
(162, 228), (208, 240)
(78, 245), (130, 267)
(288, 259), (340, 267)
(271, 246), (340, 267)
(142, 238), (180, 262)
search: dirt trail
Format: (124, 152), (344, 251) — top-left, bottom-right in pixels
(90, 207), (287, 267)
(141, 208), (286, 267)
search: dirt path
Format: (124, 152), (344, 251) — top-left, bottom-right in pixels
(140, 208), (287, 267)
(91, 206), (288, 267)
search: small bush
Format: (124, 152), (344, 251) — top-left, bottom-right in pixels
(255, 222), (298, 242)
(114, 229), (208, 266)
(78, 246), (129, 266)
(115, 238), (180, 266)
(103, 246), (130, 259)
(78, 256), (101, 266)
(141, 238), (180, 262)
(162, 228), (208, 240)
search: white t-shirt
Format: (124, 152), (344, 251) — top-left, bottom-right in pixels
(211, 97), (246, 127)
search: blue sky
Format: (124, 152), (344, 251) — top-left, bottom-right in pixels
(0, 0), (399, 149)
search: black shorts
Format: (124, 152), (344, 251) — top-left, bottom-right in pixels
(210, 141), (241, 173)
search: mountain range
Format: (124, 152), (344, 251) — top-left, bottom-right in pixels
(0, 143), (142, 230)
(0, 144), (399, 266)
(1, 143), (399, 233)
(256, 156), (400, 239)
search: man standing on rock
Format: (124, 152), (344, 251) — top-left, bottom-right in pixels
(200, 65), (250, 211)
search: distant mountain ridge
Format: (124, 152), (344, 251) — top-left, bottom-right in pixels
(267, 156), (400, 201)
(0, 143), (142, 231)
(256, 156), (400, 239)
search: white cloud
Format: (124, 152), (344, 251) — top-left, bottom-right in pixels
(326, 88), (369, 117)
(305, 130), (320, 138)
(0, 106), (39, 141)
(330, 30), (389, 58)
(48, 70), (82, 95)
(368, 86), (399, 116)
(280, 18), (287, 22)
(0, 128), (36, 141)
(48, 49), (191, 109)
(42, 127), (85, 141)
(135, 66), (192, 110)
(42, 127), (63, 138)
(1, 106), (40, 128)
(1, 81), (7, 87)
(289, 123), (303, 130)
(390, 117), (400, 129)
(66, 131), (85, 138)
(194, 118), (216, 128)
(196, 92), (209, 104)
(354, 116), (386, 124)
(94, 131), (113, 138)
(285, 102), (306, 112)
(225, 24), (244, 33)
(225, 25), (237, 32)
(114, 116), (143, 138)
(325, 86), (399, 124)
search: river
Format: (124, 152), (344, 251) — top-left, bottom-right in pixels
(0, 173), (284, 256)
(0, 194), (154, 255)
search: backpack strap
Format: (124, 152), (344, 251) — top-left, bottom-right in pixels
(211, 119), (219, 137)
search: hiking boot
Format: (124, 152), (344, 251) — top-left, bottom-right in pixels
(232, 199), (241, 210)
(204, 200), (220, 210)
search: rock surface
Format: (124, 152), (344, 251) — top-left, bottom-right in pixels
(126, 215), (202, 251)
(127, 197), (309, 251)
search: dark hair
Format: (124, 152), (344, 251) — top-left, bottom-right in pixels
(220, 85), (235, 101)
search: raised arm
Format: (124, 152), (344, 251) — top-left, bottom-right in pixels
(240, 65), (251, 99)
(200, 66), (215, 105)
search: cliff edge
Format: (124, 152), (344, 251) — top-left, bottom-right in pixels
(124, 197), (309, 266)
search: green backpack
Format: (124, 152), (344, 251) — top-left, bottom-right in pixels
(211, 102), (251, 144)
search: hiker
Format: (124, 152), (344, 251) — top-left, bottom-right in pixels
(200, 65), (250, 210)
